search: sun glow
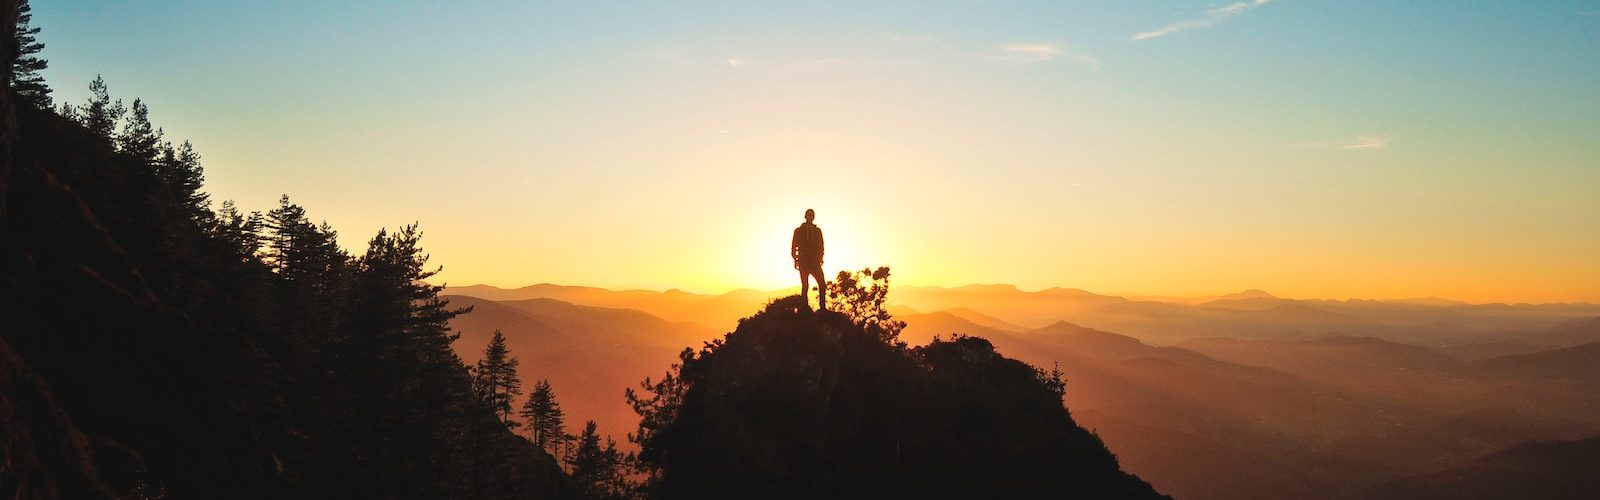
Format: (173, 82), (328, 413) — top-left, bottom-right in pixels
(709, 198), (893, 294)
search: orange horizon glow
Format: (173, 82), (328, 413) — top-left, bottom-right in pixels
(436, 276), (1600, 307)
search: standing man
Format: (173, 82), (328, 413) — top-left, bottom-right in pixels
(792, 209), (827, 311)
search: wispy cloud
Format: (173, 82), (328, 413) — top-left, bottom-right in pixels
(1292, 135), (1392, 151)
(992, 43), (1059, 63)
(1132, 0), (1275, 41)
(988, 43), (1100, 70)
(1340, 135), (1390, 150)
(726, 57), (749, 68)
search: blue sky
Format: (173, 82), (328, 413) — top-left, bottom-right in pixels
(28, 1), (1600, 301)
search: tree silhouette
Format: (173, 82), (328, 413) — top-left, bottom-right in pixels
(340, 224), (482, 496)
(521, 379), (567, 454)
(474, 329), (523, 429)
(10, 0), (51, 108)
(69, 75), (125, 139)
(569, 420), (626, 499)
(826, 266), (907, 345)
(160, 141), (211, 224)
(264, 195), (345, 283)
(117, 98), (162, 163)
(209, 200), (264, 263)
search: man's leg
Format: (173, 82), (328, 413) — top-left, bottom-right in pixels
(799, 269), (812, 309)
(810, 268), (827, 310)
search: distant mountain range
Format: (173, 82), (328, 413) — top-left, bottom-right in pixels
(448, 283), (1600, 349)
(900, 316), (1599, 500)
(444, 283), (1600, 500)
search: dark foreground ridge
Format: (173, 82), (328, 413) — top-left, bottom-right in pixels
(630, 295), (1167, 499)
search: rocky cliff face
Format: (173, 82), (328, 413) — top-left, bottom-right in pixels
(633, 295), (1168, 499)
(0, 340), (117, 499)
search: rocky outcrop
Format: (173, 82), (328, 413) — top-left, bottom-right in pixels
(634, 295), (1167, 499)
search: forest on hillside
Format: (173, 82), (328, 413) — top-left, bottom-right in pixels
(0, 1), (585, 496)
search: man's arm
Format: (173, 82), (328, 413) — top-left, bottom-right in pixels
(791, 228), (801, 262)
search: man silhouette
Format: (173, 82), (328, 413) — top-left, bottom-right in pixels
(792, 209), (827, 310)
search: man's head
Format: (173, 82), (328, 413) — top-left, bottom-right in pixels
(804, 208), (815, 222)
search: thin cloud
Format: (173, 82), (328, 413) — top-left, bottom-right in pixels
(1132, 0), (1275, 41)
(989, 43), (1100, 70)
(992, 43), (1060, 63)
(1341, 135), (1390, 150)
(726, 57), (749, 68)
(1291, 135), (1392, 151)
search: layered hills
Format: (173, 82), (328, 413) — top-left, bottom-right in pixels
(1363, 435), (1600, 500)
(448, 283), (1600, 350)
(447, 284), (1600, 500)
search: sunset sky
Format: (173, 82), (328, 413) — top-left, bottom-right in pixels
(33, 1), (1600, 302)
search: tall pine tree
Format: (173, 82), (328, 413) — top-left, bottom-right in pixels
(568, 420), (625, 499)
(341, 224), (477, 497)
(117, 98), (162, 163)
(474, 329), (522, 429)
(521, 379), (567, 454)
(10, 0), (51, 108)
(209, 200), (264, 263)
(167, 140), (211, 223)
(72, 75), (124, 139)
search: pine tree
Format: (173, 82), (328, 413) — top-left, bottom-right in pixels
(169, 139), (212, 224)
(264, 195), (308, 272)
(341, 224), (475, 496)
(210, 200), (263, 263)
(520, 379), (566, 453)
(157, 140), (211, 224)
(474, 330), (522, 429)
(264, 195), (346, 285)
(118, 98), (163, 163)
(75, 75), (125, 139)
(11, 0), (52, 108)
(569, 420), (625, 498)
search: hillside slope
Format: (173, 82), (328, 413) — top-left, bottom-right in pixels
(446, 295), (717, 438)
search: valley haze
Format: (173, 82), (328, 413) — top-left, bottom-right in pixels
(443, 281), (1600, 500)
